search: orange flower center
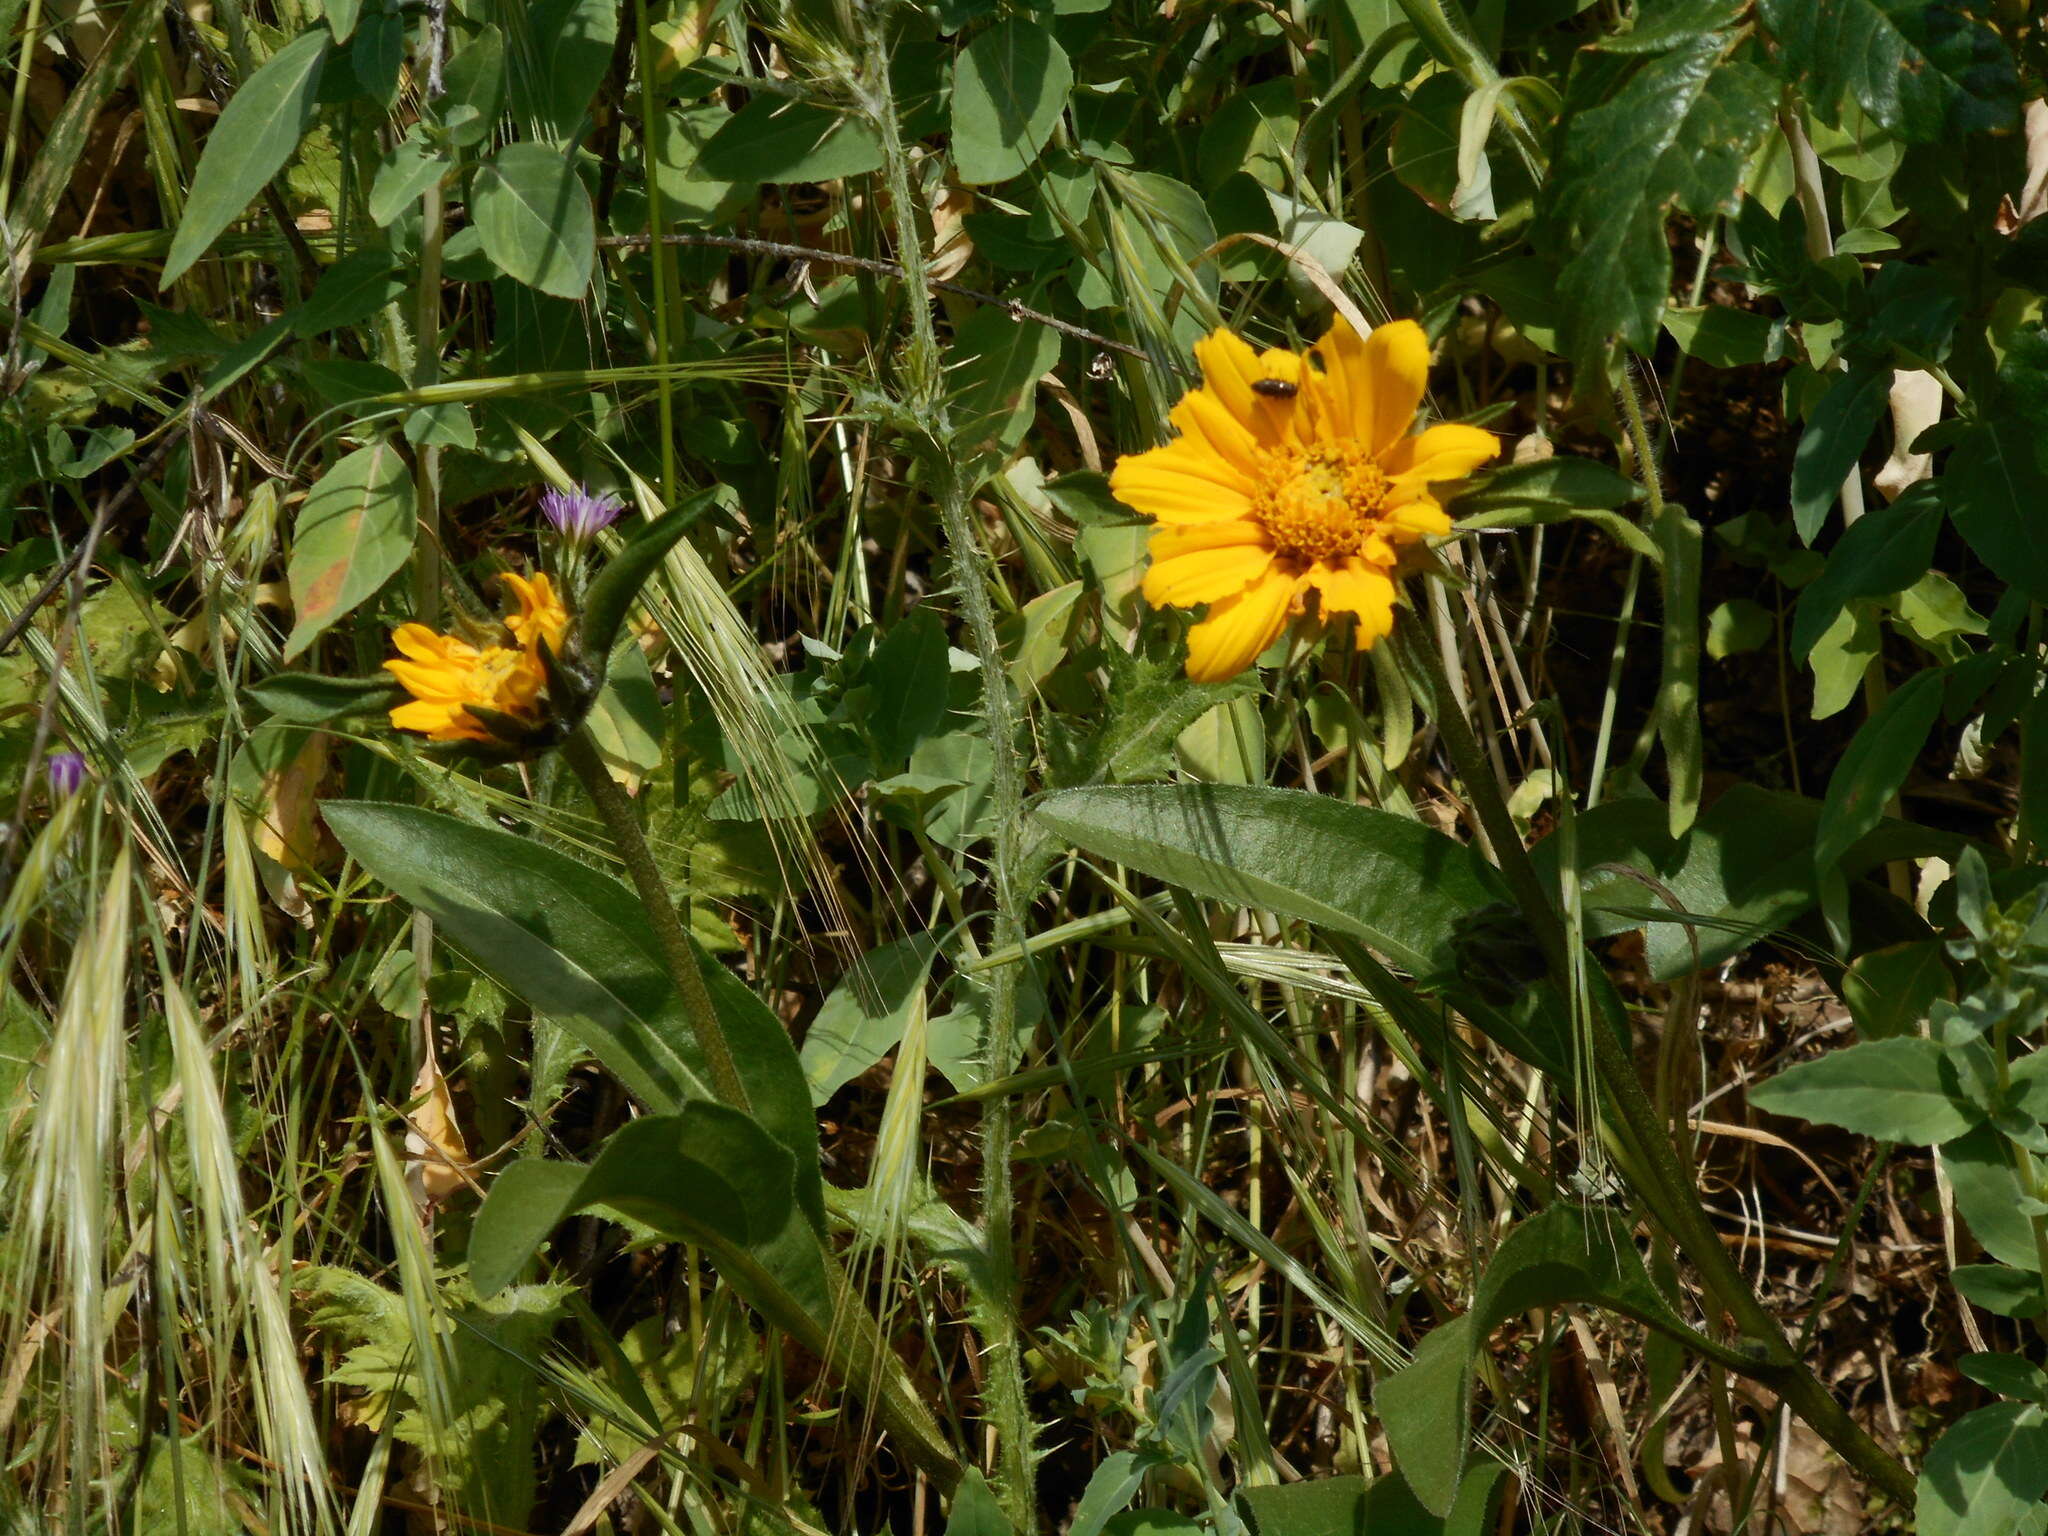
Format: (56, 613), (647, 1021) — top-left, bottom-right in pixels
(1253, 444), (1388, 564)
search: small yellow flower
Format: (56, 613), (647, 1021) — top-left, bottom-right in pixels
(1111, 316), (1497, 682)
(385, 570), (565, 743)
(385, 626), (547, 743)
(501, 571), (568, 655)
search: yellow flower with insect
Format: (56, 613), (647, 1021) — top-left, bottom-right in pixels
(385, 572), (568, 744)
(1111, 316), (1497, 682)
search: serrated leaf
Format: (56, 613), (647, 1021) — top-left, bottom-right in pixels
(162, 29), (330, 287)
(283, 440), (414, 658)
(1542, 34), (1776, 371)
(1750, 1036), (1982, 1145)
(472, 142), (595, 299)
(1759, 0), (2020, 144)
(950, 20), (1073, 185)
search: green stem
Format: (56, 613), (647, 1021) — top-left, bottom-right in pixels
(1392, 622), (1916, 1507)
(563, 728), (748, 1109)
(560, 728), (966, 1489)
(862, 16), (1036, 1521)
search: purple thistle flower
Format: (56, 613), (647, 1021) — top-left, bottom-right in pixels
(45, 751), (86, 796)
(539, 486), (625, 542)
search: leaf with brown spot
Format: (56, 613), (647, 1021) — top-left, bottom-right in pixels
(284, 440), (416, 659)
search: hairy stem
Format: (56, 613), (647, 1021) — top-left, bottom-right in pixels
(862, 15), (1037, 1521)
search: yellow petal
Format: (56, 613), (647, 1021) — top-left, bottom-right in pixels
(391, 623), (474, 665)
(1183, 568), (1299, 682)
(1169, 386), (1262, 479)
(1384, 422), (1498, 498)
(1193, 328), (1267, 427)
(1148, 519), (1269, 561)
(1111, 443), (1256, 524)
(1310, 560), (1398, 648)
(1143, 541), (1274, 608)
(1317, 316), (1429, 456)
(385, 657), (466, 699)
(501, 570), (569, 653)
(1383, 497), (1453, 540)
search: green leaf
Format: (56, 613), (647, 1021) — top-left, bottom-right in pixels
(162, 29), (331, 287)
(1842, 940), (1951, 1040)
(1758, 0), (2020, 144)
(1791, 482), (1943, 659)
(1662, 303), (1777, 367)
(1954, 1265), (2045, 1319)
(438, 25), (505, 147)
(945, 1470), (1012, 1536)
(1945, 1126), (2043, 1271)
(1790, 355), (1890, 543)
(1916, 1402), (2048, 1536)
(246, 670), (404, 723)
(1449, 455), (1644, 513)
(950, 20), (1073, 185)
(572, 491), (716, 675)
(1378, 1204), (1699, 1514)
(1814, 666), (1943, 874)
(1749, 1036), (1981, 1145)
(868, 609), (954, 763)
(1654, 505), (1703, 835)
(1240, 1471), (1448, 1536)
(293, 249), (405, 336)
(946, 304), (1060, 466)
(320, 802), (823, 1227)
(1066, 1451), (1154, 1536)
(468, 1109), (832, 1344)
(1031, 784), (1509, 979)
(519, 0), (616, 139)
(696, 96), (884, 183)
(283, 440), (415, 659)
(1959, 1353), (2048, 1404)
(368, 132), (448, 227)
(1541, 33), (1776, 370)
(1947, 419), (2048, 605)
(471, 143), (595, 299)
(800, 936), (938, 1105)
(1705, 598), (1774, 660)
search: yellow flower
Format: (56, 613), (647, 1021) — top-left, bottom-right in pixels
(385, 569), (565, 743)
(501, 570), (568, 655)
(385, 625), (547, 743)
(1111, 316), (1497, 682)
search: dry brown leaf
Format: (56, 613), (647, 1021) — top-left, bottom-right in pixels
(403, 1042), (474, 1211)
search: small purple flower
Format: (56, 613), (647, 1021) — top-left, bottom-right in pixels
(539, 486), (625, 542)
(45, 751), (86, 796)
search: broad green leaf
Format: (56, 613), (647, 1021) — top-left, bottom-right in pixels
(1791, 482), (1943, 659)
(1814, 666), (1943, 874)
(945, 1471), (1011, 1536)
(1031, 784), (1509, 978)
(1377, 1204), (1696, 1514)
(950, 20), (1073, 185)
(1066, 1451), (1154, 1536)
(1958, 1353), (2048, 1404)
(1705, 599), (1774, 659)
(368, 132), (448, 227)
(1842, 940), (1951, 1040)
(518, 0), (617, 139)
(349, 7), (402, 105)
(283, 440), (414, 658)
(867, 609), (953, 764)
(472, 142), (595, 299)
(800, 936), (938, 1105)
(1541, 32), (1776, 371)
(1240, 1470), (1463, 1536)
(696, 96), (884, 183)
(1946, 419), (2048, 605)
(1916, 1402), (2048, 1536)
(468, 1110), (832, 1341)
(1749, 1036), (1980, 1145)
(1759, 0), (2020, 144)
(1790, 355), (1890, 542)
(946, 303), (1061, 465)
(1945, 1126), (2042, 1271)
(1954, 1265), (2045, 1319)
(439, 25), (505, 147)
(293, 249), (405, 336)
(162, 29), (331, 287)
(1662, 304), (1776, 367)
(1449, 456), (1644, 514)
(319, 801), (824, 1227)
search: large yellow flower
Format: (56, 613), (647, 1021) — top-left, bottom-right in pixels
(385, 571), (566, 743)
(1111, 316), (1497, 682)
